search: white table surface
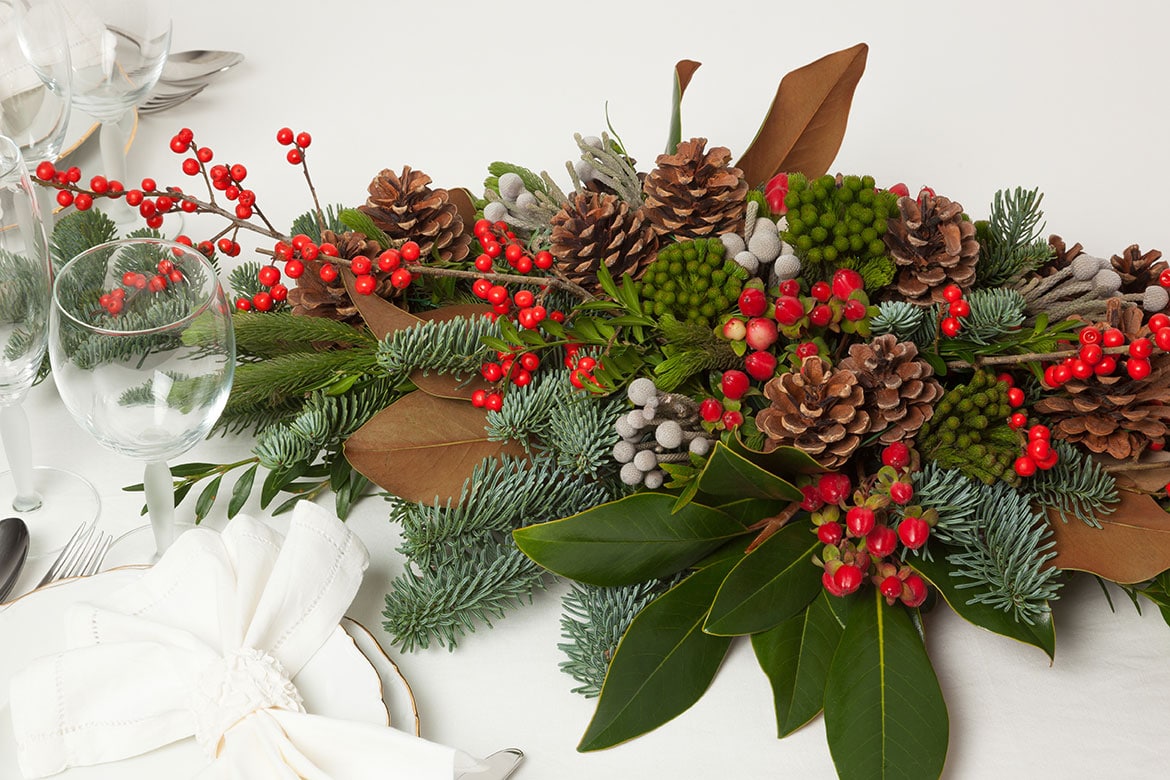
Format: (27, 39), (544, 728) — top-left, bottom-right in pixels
(6, 0), (1170, 777)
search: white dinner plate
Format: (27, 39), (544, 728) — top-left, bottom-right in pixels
(57, 106), (138, 162)
(0, 568), (401, 778)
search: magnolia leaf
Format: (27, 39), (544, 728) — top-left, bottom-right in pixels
(729, 433), (824, 475)
(409, 305), (496, 400)
(824, 590), (948, 780)
(342, 269), (422, 341)
(713, 497), (790, 526)
(666, 59), (702, 154)
(578, 556), (737, 751)
(1096, 450), (1170, 494)
(704, 522), (821, 635)
(1049, 489), (1170, 584)
(513, 492), (750, 586)
(735, 43), (869, 187)
(448, 186), (478, 229)
(911, 551), (1054, 660)
(695, 442), (803, 502)
(343, 391), (524, 505)
(752, 591), (851, 737)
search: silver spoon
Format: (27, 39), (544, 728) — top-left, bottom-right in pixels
(0, 517), (29, 602)
(160, 49), (245, 86)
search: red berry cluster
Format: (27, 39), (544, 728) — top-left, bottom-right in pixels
(564, 345), (601, 389)
(1042, 316), (1169, 388)
(471, 348), (545, 411)
(764, 173), (788, 214)
(807, 443), (930, 607)
(469, 219), (559, 327)
(98, 258), (187, 316)
(700, 369), (751, 431)
(939, 283), (970, 337)
(1011, 424), (1058, 477)
(887, 183), (936, 201)
(276, 127), (312, 166)
(772, 268), (868, 333)
(33, 162), (193, 229)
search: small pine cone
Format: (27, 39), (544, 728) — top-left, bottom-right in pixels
(640, 137), (748, 240)
(1034, 302), (1170, 459)
(883, 193), (979, 305)
(358, 166), (471, 262)
(1110, 244), (1166, 295)
(549, 191), (658, 292)
(837, 334), (943, 444)
(288, 229), (391, 324)
(1041, 234), (1085, 277)
(756, 356), (871, 469)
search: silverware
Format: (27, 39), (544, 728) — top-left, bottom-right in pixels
(0, 517), (29, 602)
(456, 748), (524, 780)
(36, 523), (112, 588)
(138, 83), (207, 115)
(160, 49), (245, 86)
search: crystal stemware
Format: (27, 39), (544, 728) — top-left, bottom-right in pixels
(0, 133), (98, 557)
(49, 237), (234, 559)
(57, 0), (170, 223)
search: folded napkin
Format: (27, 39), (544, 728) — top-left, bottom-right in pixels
(9, 502), (477, 779)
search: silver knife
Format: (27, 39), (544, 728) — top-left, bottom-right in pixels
(456, 748), (524, 780)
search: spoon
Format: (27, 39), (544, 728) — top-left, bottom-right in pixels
(160, 50), (245, 86)
(0, 517), (29, 603)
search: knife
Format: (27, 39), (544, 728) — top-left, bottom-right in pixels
(456, 748), (524, 780)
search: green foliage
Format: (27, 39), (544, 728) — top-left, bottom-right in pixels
(952, 288), (1026, 345)
(229, 310), (375, 359)
(1026, 439), (1119, 527)
(906, 462), (983, 545)
(338, 208), (392, 248)
(50, 208), (117, 269)
(485, 161), (548, 197)
(225, 348), (381, 423)
(652, 315), (740, 391)
(377, 314), (502, 380)
(289, 203), (347, 243)
(976, 187), (1053, 287)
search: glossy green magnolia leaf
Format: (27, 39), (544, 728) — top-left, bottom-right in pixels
(578, 556), (736, 751)
(911, 552), (1055, 661)
(704, 522), (821, 635)
(696, 443), (803, 502)
(713, 497), (790, 526)
(728, 434), (824, 475)
(752, 591), (851, 737)
(513, 492), (750, 586)
(824, 590), (948, 780)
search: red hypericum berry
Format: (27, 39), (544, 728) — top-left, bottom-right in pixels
(699, 397), (723, 422)
(390, 268), (412, 289)
(940, 317), (961, 337)
(868, 525), (898, 558)
(470, 389), (487, 408)
(318, 263), (338, 283)
(745, 317), (779, 351)
(808, 304), (833, 327)
(918, 185), (937, 200)
(1008, 412), (1028, 429)
(773, 295), (805, 326)
(270, 284), (288, 302)
(810, 281), (832, 303)
(1014, 455), (1037, 477)
(235, 297), (251, 311)
(350, 256), (372, 275)
(744, 350), (777, 381)
(779, 279), (800, 297)
(514, 290), (535, 309)
(949, 299), (971, 318)
(286, 149), (303, 165)
(56, 190), (73, 208)
(1161, 269), (1170, 288)
(833, 564), (864, 595)
(842, 299), (867, 321)
(73, 193), (93, 211)
(795, 341), (819, 358)
(295, 131), (312, 148)
(817, 522), (844, 546)
(1130, 337), (1153, 359)
(817, 473), (852, 505)
(889, 481), (914, 505)
(276, 127), (294, 145)
(353, 274), (377, 295)
(831, 268), (864, 299)
(1102, 327), (1125, 348)
(942, 284), (963, 303)
(901, 574), (928, 608)
(846, 506), (876, 537)
(880, 575), (903, 601)
(400, 241), (421, 263)
(888, 182), (910, 198)
(484, 392), (503, 412)
(1007, 387), (1025, 407)
(738, 288), (768, 317)
(720, 369), (750, 400)
(882, 441), (911, 469)
(721, 410), (744, 429)
(800, 484), (824, 512)
(722, 318), (746, 341)
(35, 161), (55, 181)
(378, 249), (401, 272)
(1151, 313), (1170, 332)
(897, 516), (930, 550)
(1127, 357), (1152, 380)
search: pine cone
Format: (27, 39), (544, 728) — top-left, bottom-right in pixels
(288, 229), (388, 324)
(549, 191), (658, 291)
(837, 334), (943, 444)
(756, 356), (871, 469)
(1034, 302), (1170, 459)
(640, 137), (748, 240)
(1110, 244), (1165, 295)
(883, 193), (979, 304)
(1041, 234), (1085, 277)
(358, 166), (471, 262)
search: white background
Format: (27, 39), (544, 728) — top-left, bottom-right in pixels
(7, 0), (1170, 777)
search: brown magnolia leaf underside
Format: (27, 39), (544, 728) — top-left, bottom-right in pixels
(735, 43), (869, 188)
(1096, 450), (1170, 494)
(342, 269), (422, 341)
(448, 186), (478, 232)
(675, 59), (701, 99)
(409, 304), (497, 400)
(344, 390), (525, 505)
(1049, 490), (1170, 583)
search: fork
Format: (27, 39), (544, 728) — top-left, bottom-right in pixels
(138, 83), (207, 115)
(36, 524), (113, 588)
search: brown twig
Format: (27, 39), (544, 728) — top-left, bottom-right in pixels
(943, 344), (1131, 371)
(745, 500), (802, 553)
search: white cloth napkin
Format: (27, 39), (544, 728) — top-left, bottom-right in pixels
(9, 502), (473, 779)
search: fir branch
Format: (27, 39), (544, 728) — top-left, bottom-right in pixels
(946, 482), (1062, 624)
(227, 347), (380, 410)
(906, 462), (984, 546)
(49, 209), (117, 269)
(951, 288), (1026, 346)
(289, 203), (347, 243)
(977, 187), (1052, 287)
(1026, 440), (1119, 527)
(558, 578), (680, 697)
(543, 382), (626, 478)
(377, 314), (502, 380)
(225, 311), (376, 359)
(485, 370), (568, 445)
(871, 301), (935, 347)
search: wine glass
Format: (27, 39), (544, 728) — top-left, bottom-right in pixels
(0, 134), (98, 557)
(2, 0), (73, 230)
(57, 0), (170, 223)
(49, 237), (234, 560)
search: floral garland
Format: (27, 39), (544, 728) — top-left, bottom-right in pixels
(38, 42), (1170, 780)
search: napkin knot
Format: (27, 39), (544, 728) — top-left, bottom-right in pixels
(189, 646), (306, 756)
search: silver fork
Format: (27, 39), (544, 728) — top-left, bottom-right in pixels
(36, 524), (113, 588)
(138, 83), (207, 115)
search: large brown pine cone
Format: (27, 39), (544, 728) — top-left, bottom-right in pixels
(640, 137), (748, 240)
(837, 334), (943, 444)
(1034, 302), (1170, 459)
(756, 356), (871, 469)
(358, 166), (471, 262)
(288, 229), (387, 324)
(549, 191), (658, 292)
(1110, 244), (1166, 295)
(883, 193), (979, 304)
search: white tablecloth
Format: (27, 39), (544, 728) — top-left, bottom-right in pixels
(7, 1), (1170, 777)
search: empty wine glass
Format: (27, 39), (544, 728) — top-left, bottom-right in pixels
(0, 133), (98, 557)
(57, 0), (170, 223)
(2, 0), (73, 229)
(49, 237), (234, 560)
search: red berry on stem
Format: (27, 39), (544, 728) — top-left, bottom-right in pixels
(1095, 356), (1117, 376)
(73, 193), (93, 211)
(283, 259), (304, 279)
(1014, 455), (1037, 477)
(831, 268), (864, 299)
(400, 241), (421, 263)
(817, 522), (844, 546)
(810, 281), (832, 303)
(258, 265), (281, 287)
(270, 284), (288, 302)
(846, 506), (876, 536)
(230, 164), (247, 182)
(940, 317), (961, 337)
(295, 132), (312, 148)
(897, 516), (930, 550)
(1008, 412), (1028, 429)
(843, 299), (867, 321)
(286, 149), (303, 165)
(949, 299), (970, 318)
(808, 304), (833, 327)
(745, 317), (779, 351)
(833, 565), (863, 595)
(1151, 313), (1170, 331)
(35, 161), (55, 181)
(472, 279), (492, 299)
(817, 473), (852, 505)
(720, 369), (750, 400)
(56, 190), (73, 207)
(942, 284), (963, 303)
(744, 350), (777, 381)
(880, 576), (903, 601)
(378, 249), (400, 272)
(276, 127), (294, 145)
(1102, 327), (1125, 347)
(720, 410), (743, 429)
(800, 484), (824, 512)
(779, 279), (800, 297)
(470, 389), (487, 408)
(901, 574), (928, 608)
(868, 525), (898, 558)
(773, 295), (805, 326)
(1007, 387), (1025, 407)
(514, 290), (535, 309)
(350, 256), (372, 275)
(252, 292), (273, 312)
(738, 287), (767, 317)
(699, 398), (723, 422)
(485, 392), (503, 412)
(235, 297), (251, 311)
(882, 442), (911, 469)
(353, 274), (377, 295)
(318, 263), (338, 283)
(1127, 357), (1152, 380)
(1156, 328), (1170, 352)
(1130, 337), (1153, 359)
(889, 481), (914, 505)
(1028, 438), (1051, 461)
(390, 268), (412, 289)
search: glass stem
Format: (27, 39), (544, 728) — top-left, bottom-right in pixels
(98, 111), (135, 224)
(0, 404), (42, 512)
(144, 459), (174, 557)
